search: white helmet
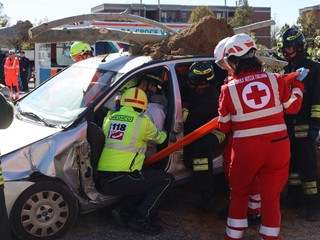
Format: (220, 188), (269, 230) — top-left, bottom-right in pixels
(224, 33), (257, 59)
(214, 37), (230, 62)
(214, 37), (230, 70)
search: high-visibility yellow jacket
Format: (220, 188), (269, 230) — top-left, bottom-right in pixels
(97, 106), (167, 172)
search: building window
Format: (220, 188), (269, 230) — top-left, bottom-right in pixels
(182, 12), (187, 19)
(217, 13), (222, 19)
(161, 12), (168, 22)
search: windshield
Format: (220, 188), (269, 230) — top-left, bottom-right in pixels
(18, 63), (122, 126)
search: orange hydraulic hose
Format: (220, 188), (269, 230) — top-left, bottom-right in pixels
(144, 70), (306, 166)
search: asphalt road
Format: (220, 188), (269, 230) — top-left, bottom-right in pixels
(52, 174), (320, 240)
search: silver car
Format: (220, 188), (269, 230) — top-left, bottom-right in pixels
(0, 52), (223, 240)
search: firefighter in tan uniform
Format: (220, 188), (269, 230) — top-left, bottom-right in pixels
(218, 34), (306, 240)
(97, 87), (174, 235)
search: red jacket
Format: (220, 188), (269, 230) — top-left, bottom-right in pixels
(218, 71), (304, 138)
(4, 56), (20, 80)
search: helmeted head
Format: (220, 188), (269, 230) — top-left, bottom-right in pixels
(120, 87), (148, 111)
(70, 42), (93, 62)
(138, 73), (164, 93)
(223, 34), (261, 75)
(187, 61), (214, 88)
(224, 33), (257, 60)
(214, 37), (233, 74)
(277, 28), (306, 61)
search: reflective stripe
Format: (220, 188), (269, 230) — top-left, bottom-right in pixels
(283, 87), (302, 109)
(294, 124), (309, 131)
(302, 181), (318, 195)
(229, 82), (243, 116)
(193, 165), (209, 171)
(227, 217), (248, 228)
(311, 105), (320, 119)
(250, 194), (261, 201)
(193, 158), (209, 171)
(288, 179), (302, 185)
(211, 129), (226, 144)
(226, 226), (244, 239)
(233, 124), (287, 138)
(294, 132), (308, 138)
(231, 105), (283, 122)
(259, 225), (280, 237)
(289, 172), (300, 178)
(193, 158), (208, 164)
(248, 201), (261, 210)
(268, 73), (281, 106)
(219, 114), (231, 123)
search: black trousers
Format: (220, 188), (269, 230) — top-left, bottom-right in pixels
(184, 133), (219, 194)
(20, 72), (29, 91)
(99, 168), (175, 219)
(289, 137), (319, 208)
(0, 185), (11, 240)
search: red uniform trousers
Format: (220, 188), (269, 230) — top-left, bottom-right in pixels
(225, 131), (290, 240)
(223, 134), (261, 215)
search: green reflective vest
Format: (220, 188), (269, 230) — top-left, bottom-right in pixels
(97, 106), (167, 172)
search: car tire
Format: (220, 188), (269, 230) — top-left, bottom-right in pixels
(10, 180), (79, 240)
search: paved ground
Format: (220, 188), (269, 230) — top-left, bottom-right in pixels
(54, 174), (320, 240)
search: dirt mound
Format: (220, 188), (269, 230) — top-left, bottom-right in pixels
(131, 16), (234, 59)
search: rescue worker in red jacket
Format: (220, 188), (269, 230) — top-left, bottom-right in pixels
(218, 33), (306, 240)
(4, 50), (20, 99)
(214, 37), (261, 222)
(278, 28), (320, 221)
(182, 61), (225, 212)
(97, 87), (174, 235)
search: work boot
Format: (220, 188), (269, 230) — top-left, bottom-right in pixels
(247, 213), (261, 226)
(127, 217), (163, 235)
(111, 205), (130, 227)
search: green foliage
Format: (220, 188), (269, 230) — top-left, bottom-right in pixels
(188, 6), (213, 23)
(228, 0), (253, 28)
(0, 3), (10, 27)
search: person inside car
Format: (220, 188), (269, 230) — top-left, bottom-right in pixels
(97, 87), (175, 235)
(137, 73), (167, 158)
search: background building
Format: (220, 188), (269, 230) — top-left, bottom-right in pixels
(91, 4), (272, 47)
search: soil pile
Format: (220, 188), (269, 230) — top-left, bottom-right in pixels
(131, 16), (234, 59)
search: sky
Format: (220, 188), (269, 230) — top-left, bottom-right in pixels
(1, 0), (319, 27)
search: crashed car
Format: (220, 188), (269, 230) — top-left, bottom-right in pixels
(0, 52), (224, 240)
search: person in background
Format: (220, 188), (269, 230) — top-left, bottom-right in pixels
(0, 91), (14, 240)
(19, 51), (30, 92)
(4, 50), (20, 99)
(278, 28), (320, 221)
(218, 33), (306, 240)
(97, 87), (174, 235)
(182, 61), (225, 213)
(0, 51), (9, 85)
(69, 42), (93, 62)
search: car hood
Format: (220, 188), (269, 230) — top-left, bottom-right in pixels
(0, 117), (61, 156)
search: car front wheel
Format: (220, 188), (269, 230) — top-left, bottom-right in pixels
(10, 180), (79, 240)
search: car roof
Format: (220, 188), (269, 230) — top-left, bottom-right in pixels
(76, 52), (215, 74)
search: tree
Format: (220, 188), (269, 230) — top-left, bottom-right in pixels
(228, 0), (253, 28)
(0, 2), (10, 27)
(297, 11), (320, 46)
(188, 6), (213, 24)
